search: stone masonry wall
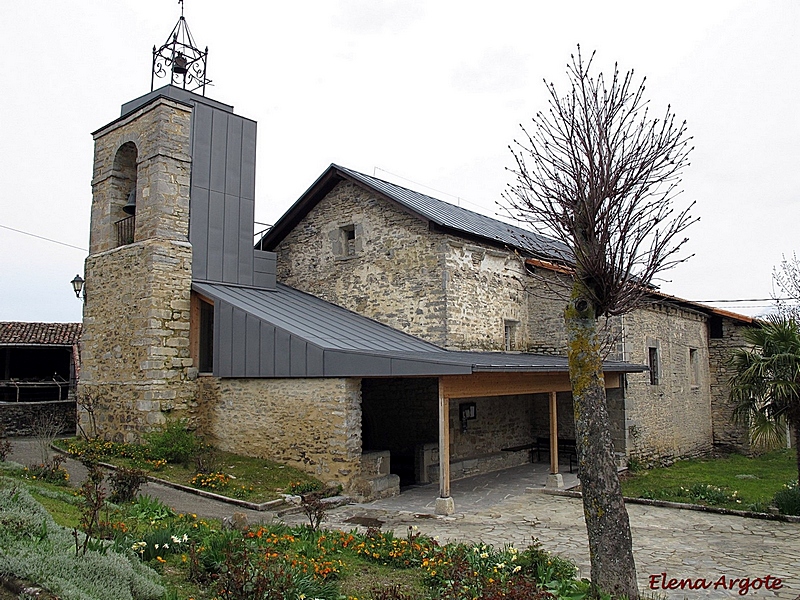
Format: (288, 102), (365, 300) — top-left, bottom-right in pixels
(197, 377), (363, 491)
(709, 317), (752, 452)
(523, 267), (625, 360)
(623, 303), (713, 464)
(275, 182), (449, 345)
(0, 401), (76, 437)
(80, 98), (196, 442)
(443, 242), (528, 350)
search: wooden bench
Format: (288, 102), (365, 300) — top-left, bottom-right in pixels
(535, 436), (577, 474)
(500, 442), (537, 463)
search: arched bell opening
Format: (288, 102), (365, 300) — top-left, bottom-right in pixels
(111, 142), (138, 246)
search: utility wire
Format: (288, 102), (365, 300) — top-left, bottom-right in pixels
(0, 224), (88, 252)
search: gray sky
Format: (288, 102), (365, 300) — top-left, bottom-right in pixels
(1, 0), (797, 322)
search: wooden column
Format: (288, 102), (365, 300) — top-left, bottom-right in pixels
(435, 378), (455, 514)
(438, 380), (450, 498)
(549, 391), (559, 474)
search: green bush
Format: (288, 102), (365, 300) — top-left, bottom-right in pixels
(774, 480), (800, 516)
(144, 420), (200, 465)
(109, 467), (149, 504)
(0, 483), (163, 600)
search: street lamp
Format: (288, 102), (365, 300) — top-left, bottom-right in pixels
(71, 274), (85, 299)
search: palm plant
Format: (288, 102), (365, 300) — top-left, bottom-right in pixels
(730, 315), (800, 479)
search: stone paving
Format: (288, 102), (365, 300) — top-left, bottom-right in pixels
(7, 440), (800, 599)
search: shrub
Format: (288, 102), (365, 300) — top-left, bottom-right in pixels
(25, 454), (70, 485)
(144, 420), (200, 465)
(0, 485), (163, 600)
(109, 467), (149, 504)
(774, 480), (800, 516)
(0, 425), (11, 462)
(190, 471), (230, 491)
(125, 494), (175, 524)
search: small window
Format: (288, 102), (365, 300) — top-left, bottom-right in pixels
(648, 347), (660, 385)
(341, 225), (356, 257)
(504, 321), (517, 351)
(689, 348), (699, 387)
(199, 299), (214, 373)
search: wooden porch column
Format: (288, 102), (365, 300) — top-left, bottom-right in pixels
(549, 391), (559, 474)
(545, 391), (564, 488)
(435, 378), (455, 514)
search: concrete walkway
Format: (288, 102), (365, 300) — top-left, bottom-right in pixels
(6, 439), (800, 598)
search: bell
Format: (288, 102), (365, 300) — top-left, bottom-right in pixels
(123, 189), (137, 215)
(172, 52), (188, 75)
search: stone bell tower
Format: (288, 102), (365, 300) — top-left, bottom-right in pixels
(79, 10), (259, 441)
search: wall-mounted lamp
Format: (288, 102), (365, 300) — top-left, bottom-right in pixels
(71, 274), (85, 300)
(459, 402), (476, 433)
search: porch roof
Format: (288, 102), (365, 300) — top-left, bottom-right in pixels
(193, 281), (646, 379)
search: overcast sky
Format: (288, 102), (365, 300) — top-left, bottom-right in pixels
(1, 1), (797, 323)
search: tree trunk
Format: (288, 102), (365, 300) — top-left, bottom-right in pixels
(791, 415), (800, 483)
(566, 290), (639, 599)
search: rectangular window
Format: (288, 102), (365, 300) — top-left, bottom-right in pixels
(341, 225), (356, 256)
(648, 347), (660, 385)
(199, 299), (214, 373)
(689, 348), (699, 387)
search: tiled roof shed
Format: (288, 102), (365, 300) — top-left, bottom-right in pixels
(0, 322), (82, 346)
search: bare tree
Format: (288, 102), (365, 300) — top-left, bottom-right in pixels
(773, 252), (800, 319)
(503, 47), (696, 599)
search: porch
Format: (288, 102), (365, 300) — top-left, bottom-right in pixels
(359, 459), (581, 516)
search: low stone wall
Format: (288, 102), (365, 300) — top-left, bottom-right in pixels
(0, 401), (76, 436)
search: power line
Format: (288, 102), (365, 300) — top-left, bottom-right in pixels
(0, 224), (88, 252)
(695, 297), (793, 303)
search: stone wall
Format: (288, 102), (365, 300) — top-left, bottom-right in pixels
(0, 401), (76, 437)
(79, 240), (196, 441)
(709, 316), (753, 452)
(443, 242), (528, 350)
(197, 377), (363, 491)
(275, 182), (449, 345)
(623, 303), (713, 464)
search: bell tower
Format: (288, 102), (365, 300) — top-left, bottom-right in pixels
(79, 8), (260, 441)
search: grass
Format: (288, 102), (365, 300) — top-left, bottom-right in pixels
(55, 437), (322, 503)
(621, 448), (797, 511)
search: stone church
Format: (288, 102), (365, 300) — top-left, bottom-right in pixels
(78, 18), (753, 510)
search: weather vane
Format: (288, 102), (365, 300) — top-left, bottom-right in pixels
(151, 0), (211, 95)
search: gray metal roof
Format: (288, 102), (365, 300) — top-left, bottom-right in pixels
(259, 164), (572, 262)
(193, 281), (644, 378)
(335, 166), (572, 260)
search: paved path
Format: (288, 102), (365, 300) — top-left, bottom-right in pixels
(6, 439), (800, 598)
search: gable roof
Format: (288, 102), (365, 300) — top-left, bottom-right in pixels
(193, 281), (644, 379)
(258, 164), (572, 262)
(0, 322), (82, 346)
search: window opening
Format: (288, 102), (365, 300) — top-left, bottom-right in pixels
(504, 321), (517, 351)
(199, 299), (214, 373)
(648, 347), (660, 385)
(689, 348), (699, 387)
(341, 225), (356, 256)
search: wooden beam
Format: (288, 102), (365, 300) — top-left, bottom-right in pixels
(440, 371), (621, 400)
(549, 391), (559, 475)
(438, 379), (450, 499)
